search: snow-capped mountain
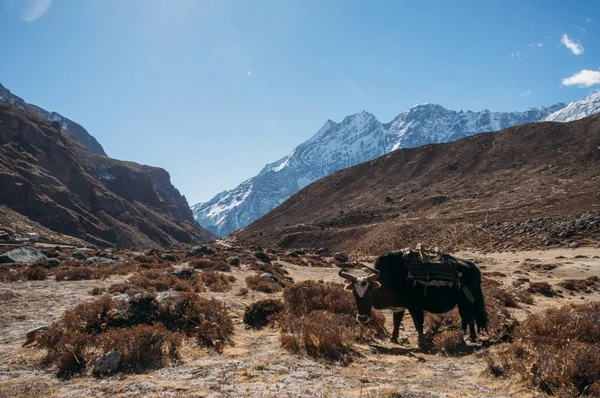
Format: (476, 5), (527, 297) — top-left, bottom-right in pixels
(0, 82), (106, 156)
(193, 101), (568, 237)
(543, 91), (600, 123)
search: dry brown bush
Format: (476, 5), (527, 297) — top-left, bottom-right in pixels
(559, 276), (599, 294)
(189, 258), (231, 272)
(527, 281), (556, 297)
(127, 270), (201, 293)
(483, 277), (519, 308)
(485, 302), (600, 396)
(433, 330), (468, 355)
(38, 292), (233, 377)
(89, 287), (105, 296)
(278, 280), (387, 362)
(24, 265), (47, 280)
(55, 267), (94, 281)
(200, 270), (235, 292)
(245, 275), (282, 293)
(243, 299), (284, 329)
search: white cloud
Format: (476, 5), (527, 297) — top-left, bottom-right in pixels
(528, 42), (543, 47)
(246, 70), (252, 76)
(586, 18), (594, 23)
(561, 70), (600, 87)
(521, 90), (532, 97)
(560, 34), (584, 55)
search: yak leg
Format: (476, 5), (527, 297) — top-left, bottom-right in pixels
(390, 310), (405, 344)
(458, 303), (477, 341)
(409, 309), (426, 349)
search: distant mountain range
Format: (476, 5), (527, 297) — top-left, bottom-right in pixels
(195, 94), (600, 236)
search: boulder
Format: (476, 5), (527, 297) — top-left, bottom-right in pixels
(0, 247), (47, 264)
(170, 268), (195, 280)
(334, 252), (349, 263)
(93, 350), (122, 375)
(161, 253), (177, 262)
(44, 258), (61, 268)
(226, 256), (240, 266)
(252, 251), (271, 263)
(71, 250), (87, 260)
(569, 241), (581, 248)
(186, 245), (214, 257)
(85, 257), (118, 265)
(260, 272), (278, 282)
(286, 251), (299, 258)
(316, 247), (328, 255)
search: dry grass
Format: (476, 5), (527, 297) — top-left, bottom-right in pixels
(243, 299), (284, 329)
(199, 270), (235, 292)
(37, 292), (233, 377)
(278, 280), (387, 362)
(485, 302), (600, 396)
(245, 275), (282, 293)
(527, 281), (557, 297)
(559, 276), (600, 294)
(24, 265), (47, 280)
(188, 258), (231, 272)
(126, 270), (203, 293)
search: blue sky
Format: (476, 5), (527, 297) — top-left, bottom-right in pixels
(1, 0), (599, 204)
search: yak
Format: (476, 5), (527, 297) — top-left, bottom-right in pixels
(339, 249), (487, 347)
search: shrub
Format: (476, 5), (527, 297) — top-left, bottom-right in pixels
(559, 277), (599, 294)
(24, 265), (47, 280)
(243, 299), (284, 329)
(433, 330), (468, 355)
(200, 270), (235, 292)
(189, 259), (231, 272)
(245, 275), (282, 293)
(55, 267), (93, 281)
(485, 302), (600, 396)
(527, 282), (556, 297)
(278, 280), (387, 362)
(90, 287), (105, 296)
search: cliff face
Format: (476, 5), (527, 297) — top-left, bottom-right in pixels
(0, 101), (215, 248)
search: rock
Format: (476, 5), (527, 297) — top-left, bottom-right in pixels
(44, 258), (61, 268)
(161, 253), (177, 262)
(85, 257), (117, 265)
(170, 268), (195, 280)
(260, 272), (278, 282)
(558, 230), (572, 238)
(0, 247), (47, 264)
(186, 245), (214, 257)
(226, 256), (240, 266)
(252, 251), (271, 263)
(286, 251), (299, 258)
(316, 247), (328, 255)
(569, 241), (581, 248)
(156, 291), (179, 302)
(71, 250), (87, 260)
(93, 350), (122, 375)
(334, 252), (349, 263)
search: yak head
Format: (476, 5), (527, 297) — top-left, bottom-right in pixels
(338, 266), (381, 324)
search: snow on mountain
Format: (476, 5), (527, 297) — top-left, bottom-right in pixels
(194, 101), (569, 237)
(543, 91), (600, 123)
(0, 82), (107, 156)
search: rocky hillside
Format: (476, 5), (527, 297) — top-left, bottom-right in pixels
(0, 82), (107, 156)
(0, 100), (215, 248)
(233, 114), (600, 254)
(194, 102), (566, 237)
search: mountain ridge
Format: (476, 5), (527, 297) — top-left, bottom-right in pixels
(193, 100), (570, 237)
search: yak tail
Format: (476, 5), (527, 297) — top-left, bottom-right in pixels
(472, 275), (488, 331)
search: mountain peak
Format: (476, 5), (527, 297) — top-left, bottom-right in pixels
(544, 91), (600, 123)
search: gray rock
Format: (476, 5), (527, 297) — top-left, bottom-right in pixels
(260, 272), (278, 282)
(286, 251), (299, 258)
(93, 350), (122, 375)
(44, 258), (61, 268)
(170, 268), (195, 280)
(334, 252), (349, 263)
(161, 253), (177, 262)
(186, 245), (214, 257)
(0, 247), (47, 264)
(71, 250), (87, 260)
(226, 256), (240, 266)
(85, 257), (118, 265)
(316, 247), (328, 255)
(252, 251), (271, 263)
(156, 291), (179, 302)
(569, 241), (581, 248)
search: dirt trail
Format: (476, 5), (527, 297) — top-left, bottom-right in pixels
(1, 247), (599, 397)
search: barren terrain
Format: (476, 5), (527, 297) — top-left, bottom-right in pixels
(1, 246), (599, 398)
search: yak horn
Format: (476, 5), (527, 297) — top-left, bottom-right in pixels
(338, 268), (357, 282)
(362, 264), (380, 281)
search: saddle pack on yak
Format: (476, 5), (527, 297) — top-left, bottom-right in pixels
(402, 244), (475, 303)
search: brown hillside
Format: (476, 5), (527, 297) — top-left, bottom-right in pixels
(234, 115), (600, 254)
(0, 101), (215, 248)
